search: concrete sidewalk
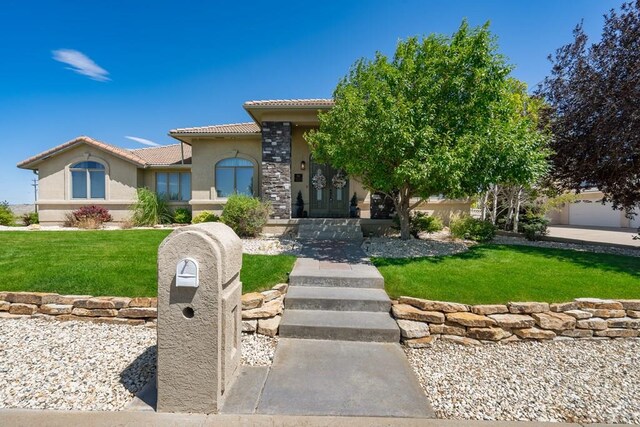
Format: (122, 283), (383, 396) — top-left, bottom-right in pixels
(547, 225), (639, 248)
(0, 409), (630, 426)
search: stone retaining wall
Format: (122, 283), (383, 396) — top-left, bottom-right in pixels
(392, 296), (640, 347)
(0, 283), (287, 337)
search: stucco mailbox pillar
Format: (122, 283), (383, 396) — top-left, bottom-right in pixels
(156, 222), (242, 413)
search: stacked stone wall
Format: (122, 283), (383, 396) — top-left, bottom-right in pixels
(261, 122), (292, 219)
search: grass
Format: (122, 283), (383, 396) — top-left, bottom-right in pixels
(0, 230), (295, 297)
(373, 244), (640, 305)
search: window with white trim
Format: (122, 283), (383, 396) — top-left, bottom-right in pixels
(156, 172), (191, 201)
(215, 158), (254, 197)
(71, 161), (106, 199)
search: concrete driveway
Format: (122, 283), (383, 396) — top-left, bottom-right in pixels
(547, 225), (640, 248)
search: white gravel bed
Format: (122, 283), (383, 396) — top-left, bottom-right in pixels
(494, 235), (640, 257)
(406, 339), (640, 424)
(241, 237), (301, 255)
(362, 236), (469, 258)
(0, 318), (277, 411)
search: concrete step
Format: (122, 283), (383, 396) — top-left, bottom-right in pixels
(297, 231), (364, 240)
(298, 219), (361, 226)
(285, 286), (391, 312)
(280, 309), (400, 342)
(298, 224), (361, 233)
(289, 259), (384, 289)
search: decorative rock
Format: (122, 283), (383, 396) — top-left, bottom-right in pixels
(508, 302), (549, 314)
(53, 295), (93, 305)
(108, 297), (132, 309)
(471, 304), (508, 315)
(550, 302), (578, 312)
(241, 299), (283, 319)
(241, 292), (265, 310)
(257, 315), (281, 337)
(242, 320), (257, 333)
(397, 319), (430, 339)
(94, 317), (145, 326)
(6, 292), (58, 305)
(617, 299), (640, 310)
(272, 283), (288, 293)
(466, 327), (512, 341)
(500, 334), (522, 343)
(0, 301), (10, 311)
(583, 308), (626, 318)
(0, 312), (28, 319)
(575, 298), (624, 310)
(74, 298), (115, 309)
(0, 291), (6, 300)
(117, 307), (157, 319)
(440, 334), (481, 346)
(532, 312), (576, 331)
(403, 336), (439, 348)
(607, 317), (640, 329)
(488, 313), (535, 329)
(398, 296), (468, 313)
(260, 290), (281, 302)
(576, 318), (608, 330)
(561, 329), (593, 338)
(564, 309), (593, 320)
(513, 327), (556, 340)
(9, 303), (38, 315)
(39, 304), (73, 315)
(628, 310), (640, 319)
(429, 324), (466, 336)
(128, 297), (157, 308)
(594, 328), (639, 338)
(392, 304), (445, 323)
(446, 312), (495, 327)
(71, 308), (118, 317)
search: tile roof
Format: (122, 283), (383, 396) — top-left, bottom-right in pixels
(169, 122), (260, 135)
(17, 136), (147, 169)
(243, 98), (334, 107)
(130, 144), (192, 165)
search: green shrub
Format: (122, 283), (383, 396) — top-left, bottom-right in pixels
(132, 188), (172, 226)
(22, 212), (39, 226)
(450, 215), (496, 242)
(520, 212), (549, 241)
(392, 211), (444, 238)
(0, 201), (15, 226)
(192, 211), (220, 224)
(173, 208), (192, 224)
(221, 194), (270, 237)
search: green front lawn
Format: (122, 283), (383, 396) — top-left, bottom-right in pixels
(0, 230), (295, 297)
(373, 244), (640, 304)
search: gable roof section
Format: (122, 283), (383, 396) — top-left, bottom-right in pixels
(17, 136), (148, 169)
(169, 122), (260, 136)
(130, 144), (192, 165)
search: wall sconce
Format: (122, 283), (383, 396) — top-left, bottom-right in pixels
(300, 161), (306, 171)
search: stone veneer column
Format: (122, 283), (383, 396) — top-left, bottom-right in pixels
(261, 122), (292, 219)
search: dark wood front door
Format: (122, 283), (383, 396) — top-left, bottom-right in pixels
(308, 158), (350, 218)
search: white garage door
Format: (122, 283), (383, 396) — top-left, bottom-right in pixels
(569, 201), (621, 227)
(631, 209), (640, 228)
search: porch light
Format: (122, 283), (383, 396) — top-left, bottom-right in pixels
(300, 160), (306, 170)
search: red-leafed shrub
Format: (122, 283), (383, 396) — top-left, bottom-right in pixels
(66, 205), (113, 228)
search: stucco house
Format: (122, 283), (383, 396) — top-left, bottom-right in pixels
(17, 99), (470, 228)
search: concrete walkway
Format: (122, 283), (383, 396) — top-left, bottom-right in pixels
(224, 239), (433, 417)
(546, 225), (639, 248)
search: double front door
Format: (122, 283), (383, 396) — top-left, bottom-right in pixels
(308, 158), (350, 218)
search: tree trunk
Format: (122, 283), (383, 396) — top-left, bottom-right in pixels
(491, 184), (499, 225)
(394, 186), (412, 240)
(513, 186), (523, 233)
(506, 187), (515, 230)
(480, 190), (489, 221)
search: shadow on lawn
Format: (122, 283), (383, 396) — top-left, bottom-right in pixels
(373, 244), (640, 278)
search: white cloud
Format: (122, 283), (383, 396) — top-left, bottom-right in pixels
(125, 136), (160, 147)
(52, 49), (110, 81)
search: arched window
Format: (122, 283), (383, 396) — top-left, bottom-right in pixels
(70, 161), (106, 199)
(215, 158), (254, 197)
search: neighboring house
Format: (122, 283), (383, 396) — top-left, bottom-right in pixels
(547, 188), (639, 229)
(17, 99), (470, 226)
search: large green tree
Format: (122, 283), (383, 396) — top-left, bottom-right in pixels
(307, 22), (550, 239)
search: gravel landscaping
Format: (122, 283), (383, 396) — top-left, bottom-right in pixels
(241, 237), (301, 255)
(494, 235), (640, 258)
(0, 318), (276, 411)
(362, 235), (469, 258)
(406, 339), (640, 424)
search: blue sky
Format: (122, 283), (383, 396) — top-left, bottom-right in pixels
(0, 0), (624, 203)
